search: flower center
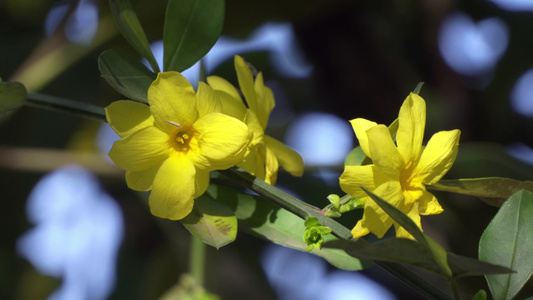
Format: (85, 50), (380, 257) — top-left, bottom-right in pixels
(165, 120), (198, 154)
(399, 165), (424, 203)
(176, 131), (190, 145)
(172, 129), (194, 153)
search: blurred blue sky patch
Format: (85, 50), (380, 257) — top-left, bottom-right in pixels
(439, 12), (508, 82)
(17, 165), (124, 300)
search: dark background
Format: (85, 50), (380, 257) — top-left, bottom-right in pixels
(2, 0), (533, 299)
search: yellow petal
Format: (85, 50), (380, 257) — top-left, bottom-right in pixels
(253, 72), (275, 129)
(418, 191), (444, 215)
(339, 165), (387, 199)
(350, 118), (378, 158)
(194, 168), (210, 198)
(106, 100), (154, 138)
(264, 135), (304, 177)
(394, 205), (421, 239)
(360, 181), (404, 238)
(415, 129), (461, 185)
(367, 125), (404, 180)
(149, 154), (195, 220)
(235, 55), (258, 113)
(190, 112), (250, 171)
(351, 219), (370, 238)
(109, 126), (169, 171)
(238, 150), (265, 180)
(148, 72), (197, 132)
(207, 75), (241, 101)
(264, 146), (279, 185)
(216, 90), (247, 121)
(396, 93), (426, 164)
(125, 163), (161, 191)
(196, 82), (222, 118)
(244, 110), (264, 146)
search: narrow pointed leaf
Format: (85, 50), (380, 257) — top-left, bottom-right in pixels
(447, 253), (513, 279)
(0, 80), (27, 113)
(429, 178), (533, 207)
(109, 0), (160, 72)
(163, 0), (224, 71)
(98, 49), (156, 103)
(181, 193), (237, 249)
(325, 238), (448, 276)
(207, 184), (370, 271)
(479, 190), (533, 300)
(362, 187), (452, 278)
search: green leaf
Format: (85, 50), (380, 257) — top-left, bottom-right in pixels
(447, 253), (513, 279)
(361, 187), (452, 278)
(429, 178), (533, 207)
(0, 81), (27, 113)
(207, 184), (370, 271)
(98, 49), (156, 103)
(160, 274), (220, 300)
(325, 239), (513, 280)
(479, 190), (533, 300)
(325, 238), (448, 276)
(471, 290), (487, 300)
(344, 146), (368, 166)
(163, 0), (224, 72)
(109, 0), (160, 72)
(181, 193), (237, 249)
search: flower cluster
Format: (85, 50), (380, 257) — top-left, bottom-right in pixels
(207, 56), (304, 185)
(106, 56), (303, 220)
(340, 93), (460, 239)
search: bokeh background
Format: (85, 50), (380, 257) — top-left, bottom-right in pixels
(2, 0), (533, 299)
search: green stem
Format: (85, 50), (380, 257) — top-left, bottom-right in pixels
(220, 167), (451, 300)
(448, 279), (460, 300)
(189, 235), (206, 286)
(20, 93), (451, 300)
(219, 167), (352, 239)
(26, 93), (107, 122)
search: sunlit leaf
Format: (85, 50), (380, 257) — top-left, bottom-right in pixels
(471, 289), (487, 300)
(361, 187), (452, 278)
(344, 147), (367, 166)
(98, 49), (155, 103)
(163, 0), (224, 71)
(429, 177), (533, 207)
(181, 193), (237, 249)
(207, 184), (370, 271)
(0, 80), (27, 113)
(160, 274), (220, 300)
(479, 190), (533, 300)
(109, 0), (160, 72)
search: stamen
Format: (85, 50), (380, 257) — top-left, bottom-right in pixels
(165, 120), (181, 128)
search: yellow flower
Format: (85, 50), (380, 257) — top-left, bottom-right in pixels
(339, 93), (460, 239)
(206, 55), (304, 184)
(106, 72), (250, 220)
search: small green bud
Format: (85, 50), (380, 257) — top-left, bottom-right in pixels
(303, 217), (332, 252)
(327, 194), (341, 210)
